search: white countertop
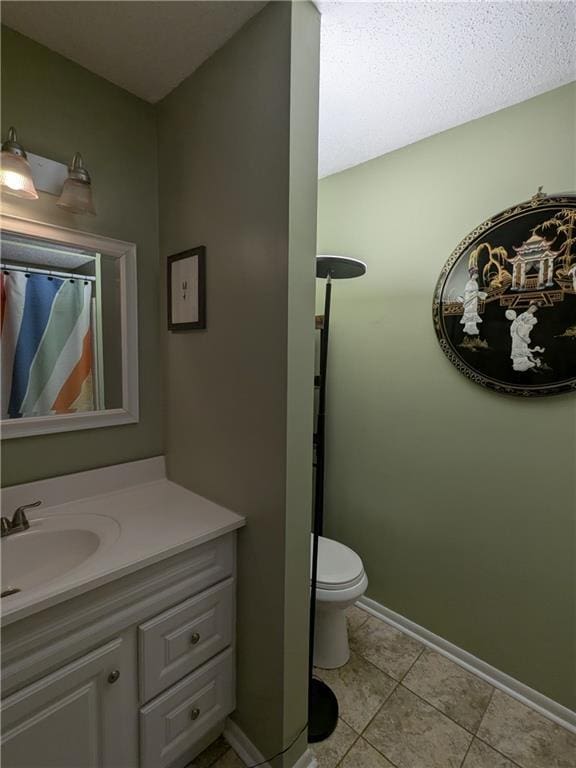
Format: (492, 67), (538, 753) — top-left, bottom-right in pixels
(1, 477), (245, 626)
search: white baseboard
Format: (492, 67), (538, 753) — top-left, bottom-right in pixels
(358, 596), (576, 734)
(292, 749), (318, 768)
(224, 719), (269, 766)
(224, 718), (317, 768)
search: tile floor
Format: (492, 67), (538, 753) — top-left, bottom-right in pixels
(189, 605), (576, 768)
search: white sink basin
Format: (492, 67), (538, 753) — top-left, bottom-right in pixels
(1, 514), (121, 594)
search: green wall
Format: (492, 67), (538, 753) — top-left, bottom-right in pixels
(1, 26), (162, 484)
(157, 3), (319, 764)
(317, 83), (576, 710)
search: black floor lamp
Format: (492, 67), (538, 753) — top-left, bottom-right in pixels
(308, 255), (367, 743)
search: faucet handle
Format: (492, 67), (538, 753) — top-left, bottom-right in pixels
(1, 517), (12, 537)
(11, 500), (41, 529)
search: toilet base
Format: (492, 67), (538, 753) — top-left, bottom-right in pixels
(308, 678), (339, 743)
(314, 605), (350, 669)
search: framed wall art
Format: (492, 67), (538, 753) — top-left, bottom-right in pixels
(167, 246), (206, 331)
(433, 191), (576, 397)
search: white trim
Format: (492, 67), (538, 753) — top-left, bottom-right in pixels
(93, 253), (105, 411)
(292, 749), (318, 768)
(224, 718), (317, 768)
(0, 214), (139, 438)
(358, 596), (576, 734)
(224, 719), (270, 767)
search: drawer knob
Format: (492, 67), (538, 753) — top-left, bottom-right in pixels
(190, 707), (201, 721)
(107, 670), (121, 684)
(190, 632), (201, 646)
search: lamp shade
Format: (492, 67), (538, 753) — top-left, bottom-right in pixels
(57, 153), (96, 215)
(0, 127), (39, 200)
(57, 178), (96, 215)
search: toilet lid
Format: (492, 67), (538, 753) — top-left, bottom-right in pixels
(312, 535), (365, 590)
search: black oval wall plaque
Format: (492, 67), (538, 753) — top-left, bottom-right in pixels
(433, 192), (576, 396)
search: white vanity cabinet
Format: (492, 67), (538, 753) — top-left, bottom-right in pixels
(2, 634), (138, 768)
(1, 531), (238, 768)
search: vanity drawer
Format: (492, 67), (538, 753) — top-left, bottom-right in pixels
(139, 648), (234, 768)
(139, 578), (234, 702)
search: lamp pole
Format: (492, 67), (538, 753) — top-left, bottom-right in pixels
(308, 272), (338, 743)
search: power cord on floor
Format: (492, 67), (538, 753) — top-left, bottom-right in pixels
(238, 721), (309, 768)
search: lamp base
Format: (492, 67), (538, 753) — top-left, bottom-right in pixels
(308, 678), (339, 743)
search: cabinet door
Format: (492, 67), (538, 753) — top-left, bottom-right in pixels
(1, 636), (137, 768)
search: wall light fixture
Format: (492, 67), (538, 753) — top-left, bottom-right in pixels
(0, 127), (39, 200)
(57, 152), (96, 215)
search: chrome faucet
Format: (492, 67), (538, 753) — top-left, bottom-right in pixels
(1, 501), (41, 537)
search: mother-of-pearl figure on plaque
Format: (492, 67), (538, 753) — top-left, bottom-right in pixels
(459, 269), (488, 335)
(569, 264), (576, 292)
(505, 304), (545, 372)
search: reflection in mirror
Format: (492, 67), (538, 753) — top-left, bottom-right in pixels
(0, 216), (138, 438)
(1, 234), (121, 418)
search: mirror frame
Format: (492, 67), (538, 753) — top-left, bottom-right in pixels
(1, 214), (139, 438)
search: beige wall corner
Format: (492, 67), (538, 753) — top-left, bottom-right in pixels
(158, 2), (320, 762)
(282, 1), (321, 766)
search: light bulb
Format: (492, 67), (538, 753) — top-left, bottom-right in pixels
(0, 127), (39, 200)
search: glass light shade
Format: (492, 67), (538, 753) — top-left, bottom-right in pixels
(0, 151), (39, 199)
(57, 178), (96, 215)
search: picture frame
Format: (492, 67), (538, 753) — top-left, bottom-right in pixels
(433, 192), (576, 397)
(167, 246), (206, 331)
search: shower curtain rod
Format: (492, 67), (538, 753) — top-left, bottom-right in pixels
(1, 263), (96, 282)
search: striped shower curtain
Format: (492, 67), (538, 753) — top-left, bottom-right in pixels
(1, 272), (94, 418)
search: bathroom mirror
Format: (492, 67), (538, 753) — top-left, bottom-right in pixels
(0, 215), (138, 438)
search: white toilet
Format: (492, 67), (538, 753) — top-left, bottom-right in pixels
(312, 535), (368, 669)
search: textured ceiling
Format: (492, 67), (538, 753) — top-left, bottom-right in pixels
(3, 1), (575, 177)
(318, 1), (576, 177)
(1, 1), (266, 103)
